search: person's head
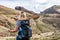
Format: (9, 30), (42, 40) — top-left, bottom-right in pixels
(15, 6), (29, 20)
(20, 11), (25, 18)
(21, 11), (24, 13)
(20, 11), (28, 20)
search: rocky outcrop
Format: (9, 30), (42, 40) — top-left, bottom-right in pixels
(41, 5), (60, 29)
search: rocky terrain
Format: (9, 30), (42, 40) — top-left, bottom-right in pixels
(0, 5), (60, 40)
(0, 5), (40, 37)
(41, 5), (60, 30)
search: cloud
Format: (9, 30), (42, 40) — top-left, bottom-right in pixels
(33, 0), (48, 3)
(0, 0), (17, 1)
(0, 0), (60, 13)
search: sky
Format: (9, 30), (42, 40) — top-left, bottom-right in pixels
(0, 0), (60, 13)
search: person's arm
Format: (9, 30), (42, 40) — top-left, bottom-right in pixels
(29, 20), (31, 27)
(8, 25), (19, 32)
(29, 24), (31, 27)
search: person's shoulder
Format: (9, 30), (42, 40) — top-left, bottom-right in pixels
(16, 20), (22, 23)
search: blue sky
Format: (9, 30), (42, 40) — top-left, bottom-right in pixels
(0, 0), (60, 13)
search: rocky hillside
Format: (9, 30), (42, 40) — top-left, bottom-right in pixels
(41, 5), (60, 14)
(41, 5), (60, 30)
(0, 5), (40, 37)
(0, 5), (58, 38)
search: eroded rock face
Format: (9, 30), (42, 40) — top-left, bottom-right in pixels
(42, 14), (60, 29)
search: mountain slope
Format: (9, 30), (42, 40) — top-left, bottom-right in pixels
(41, 5), (60, 30)
(41, 5), (60, 14)
(0, 5), (58, 37)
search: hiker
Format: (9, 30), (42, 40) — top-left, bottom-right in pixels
(8, 7), (32, 40)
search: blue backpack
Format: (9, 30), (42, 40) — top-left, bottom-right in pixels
(18, 20), (32, 38)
